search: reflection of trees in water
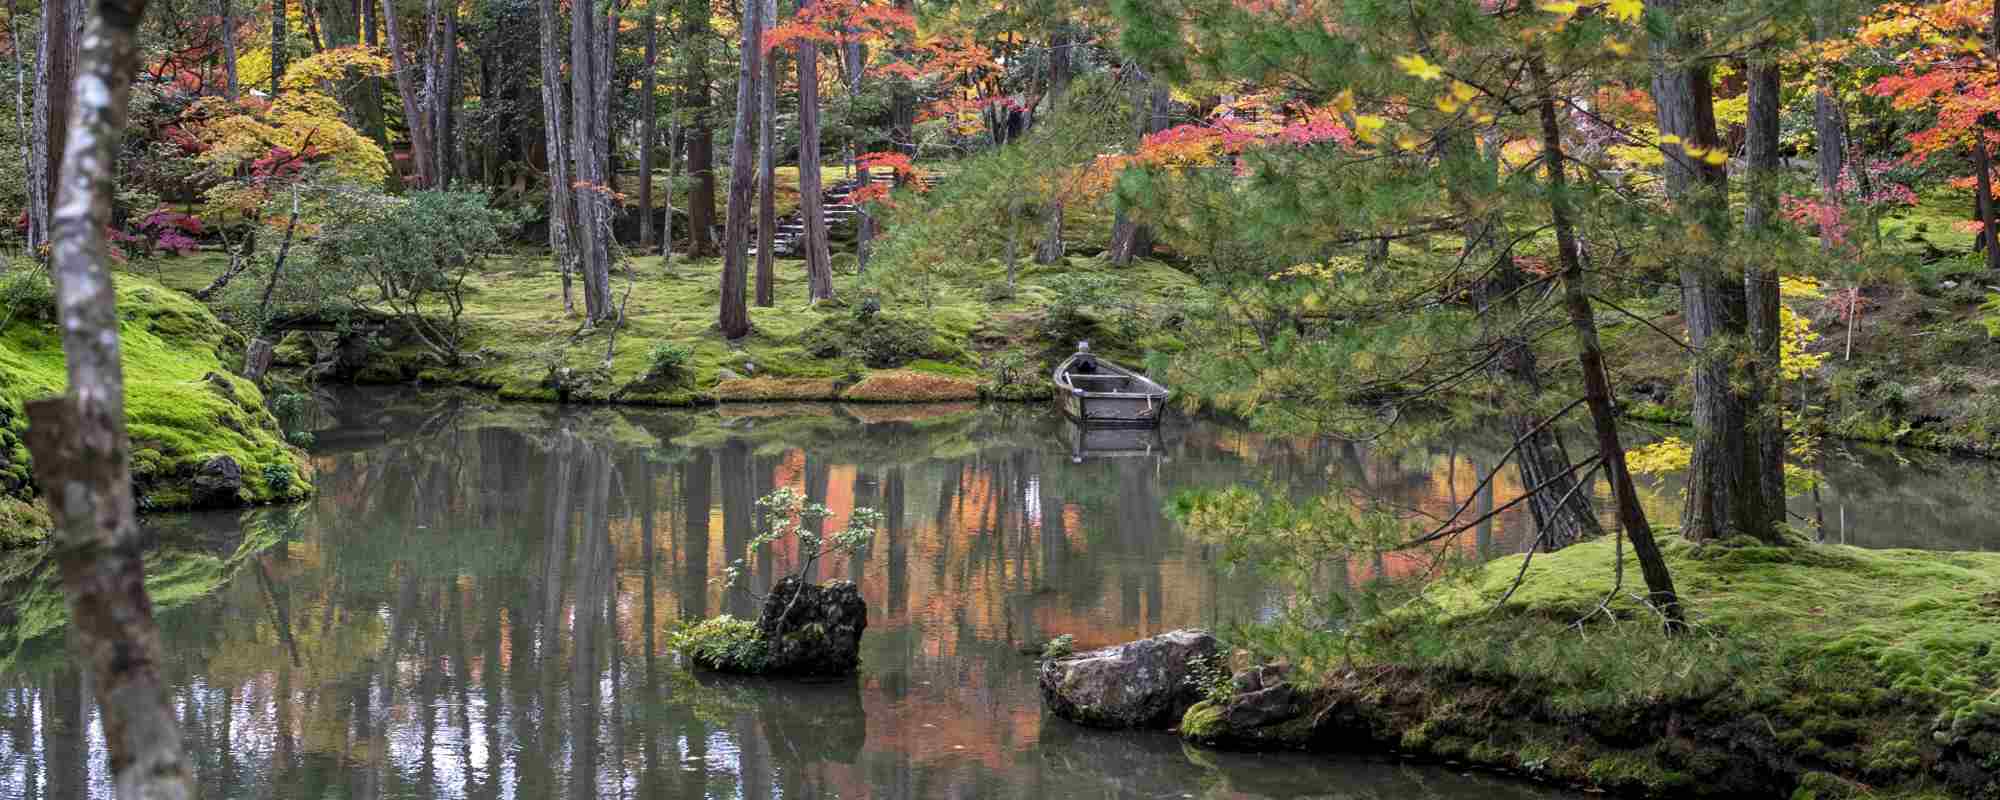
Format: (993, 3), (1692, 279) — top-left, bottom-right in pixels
(0, 401), (1620, 800)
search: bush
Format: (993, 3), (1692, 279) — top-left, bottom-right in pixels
(798, 311), (956, 369)
(314, 189), (511, 365)
(647, 342), (694, 383)
(669, 616), (770, 672)
(262, 463), (293, 495)
(0, 262), (55, 330)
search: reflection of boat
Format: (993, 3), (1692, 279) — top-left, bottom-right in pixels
(1064, 419), (1167, 462)
(1053, 343), (1169, 427)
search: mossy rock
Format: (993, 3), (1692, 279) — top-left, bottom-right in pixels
(0, 273), (313, 543)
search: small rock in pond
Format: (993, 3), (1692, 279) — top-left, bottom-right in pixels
(191, 455), (244, 508)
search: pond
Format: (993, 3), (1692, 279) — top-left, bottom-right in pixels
(1, 390), (1996, 799)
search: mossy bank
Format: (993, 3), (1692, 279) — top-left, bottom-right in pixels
(137, 249), (1197, 407)
(0, 270), (312, 547)
(1186, 538), (2000, 799)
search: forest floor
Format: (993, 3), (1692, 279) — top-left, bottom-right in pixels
(1185, 536), (2000, 799)
(132, 246), (1199, 406)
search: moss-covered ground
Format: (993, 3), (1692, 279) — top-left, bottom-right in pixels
(0, 272), (313, 546)
(1201, 536), (2000, 799)
(134, 245), (1200, 407)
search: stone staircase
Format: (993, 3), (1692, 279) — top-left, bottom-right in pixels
(753, 170), (945, 258)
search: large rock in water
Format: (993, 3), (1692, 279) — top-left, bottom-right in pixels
(1039, 629), (1218, 729)
(756, 576), (868, 677)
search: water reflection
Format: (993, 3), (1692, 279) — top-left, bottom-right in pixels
(5, 391), (1995, 798)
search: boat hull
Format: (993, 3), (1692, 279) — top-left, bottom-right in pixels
(1059, 391), (1164, 427)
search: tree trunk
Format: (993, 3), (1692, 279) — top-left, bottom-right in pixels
(1109, 74), (1167, 265)
(639, 0), (657, 251)
(683, 0), (716, 257)
(358, 0), (391, 186)
(437, 0), (459, 189)
(271, 0), (288, 95)
(570, 0), (614, 323)
(719, 0), (760, 338)
(219, 0), (239, 99)
(1979, 141), (2000, 272)
(888, 0), (913, 155)
(1034, 201), (1064, 264)
(1811, 13), (1844, 243)
(755, 0), (778, 307)
(1047, 28), (1072, 113)
(24, 0), (200, 789)
(27, 0), (81, 254)
(1647, 0), (1773, 543)
(535, 0), (575, 312)
(1743, 60), (1787, 529)
(1535, 56), (1684, 631)
(664, 121), (680, 262)
(798, 1), (833, 302)
(381, 0), (435, 188)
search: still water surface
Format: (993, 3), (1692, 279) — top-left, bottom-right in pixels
(2, 391), (1996, 798)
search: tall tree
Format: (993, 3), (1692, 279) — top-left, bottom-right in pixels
(1647, 0), (1776, 543)
(219, 0), (239, 99)
(639, 0), (658, 251)
(719, 0), (761, 337)
(23, 0), (200, 789)
(1743, 57), (1788, 529)
(755, 0), (778, 306)
(381, 0), (437, 188)
(536, 0), (577, 313)
(1534, 55), (1685, 630)
(26, 0), (81, 254)
(796, 0), (833, 301)
(1108, 71), (1168, 265)
(271, 0), (288, 96)
(683, 0), (716, 257)
(570, 0), (615, 322)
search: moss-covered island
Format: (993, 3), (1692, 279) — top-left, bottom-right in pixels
(1178, 537), (2000, 800)
(0, 273), (312, 546)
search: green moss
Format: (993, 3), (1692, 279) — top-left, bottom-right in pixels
(1180, 700), (1225, 739)
(0, 273), (311, 544)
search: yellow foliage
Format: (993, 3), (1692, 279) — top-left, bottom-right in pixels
(1779, 275), (1825, 300)
(1779, 304), (1827, 381)
(1395, 54), (1443, 82)
(1607, 0), (1643, 22)
(1627, 437), (1692, 479)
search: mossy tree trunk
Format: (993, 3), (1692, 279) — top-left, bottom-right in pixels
(24, 0), (198, 788)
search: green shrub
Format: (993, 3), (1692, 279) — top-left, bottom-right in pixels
(0, 263), (55, 330)
(798, 311), (956, 369)
(669, 615), (770, 672)
(647, 343), (694, 383)
(262, 463), (293, 495)
(1041, 633), (1074, 661)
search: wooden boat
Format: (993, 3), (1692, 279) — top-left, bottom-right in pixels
(1052, 343), (1170, 427)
